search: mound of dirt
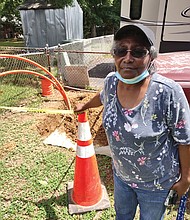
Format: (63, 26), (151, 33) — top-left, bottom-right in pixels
(36, 90), (108, 147)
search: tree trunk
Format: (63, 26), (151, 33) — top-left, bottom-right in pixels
(91, 25), (96, 37)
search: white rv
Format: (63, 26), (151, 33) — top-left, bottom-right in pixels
(120, 0), (190, 53)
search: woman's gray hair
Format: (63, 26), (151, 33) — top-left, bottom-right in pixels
(110, 41), (117, 56)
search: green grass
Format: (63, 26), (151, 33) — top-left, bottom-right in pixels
(0, 39), (25, 47)
(1, 113), (190, 219)
(0, 86), (189, 219)
(0, 84), (42, 108)
(0, 113), (115, 219)
(0, 79), (115, 219)
(0, 72), (45, 109)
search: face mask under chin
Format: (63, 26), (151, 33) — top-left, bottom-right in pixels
(115, 70), (149, 84)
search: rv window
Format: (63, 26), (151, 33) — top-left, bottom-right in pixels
(130, 0), (143, 20)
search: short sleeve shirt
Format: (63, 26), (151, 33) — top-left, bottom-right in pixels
(100, 72), (190, 191)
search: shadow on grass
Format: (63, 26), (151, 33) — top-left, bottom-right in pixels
(1, 154), (114, 219)
(34, 155), (114, 220)
(35, 194), (68, 220)
(33, 157), (75, 219)
(96, 155), (114, 194)
(1, 193), (68, 220)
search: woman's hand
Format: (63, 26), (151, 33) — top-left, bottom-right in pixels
(74, 92), (103, 113)
(74, 103), (86, 113)
(171, 179), (190, 198)
(174, 145), (190, 198)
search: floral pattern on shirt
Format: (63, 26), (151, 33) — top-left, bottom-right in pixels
(100, 72), (190, 191)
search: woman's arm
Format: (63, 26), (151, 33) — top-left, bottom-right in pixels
(74, 92), (103, 112)
(172, 144), (190, 197)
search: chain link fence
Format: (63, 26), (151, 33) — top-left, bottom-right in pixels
(0, 35), (116, 90)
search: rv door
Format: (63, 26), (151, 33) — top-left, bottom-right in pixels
(160, 0), (190, 52)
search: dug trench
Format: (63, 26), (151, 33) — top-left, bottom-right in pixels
(36, 90), (108, 148)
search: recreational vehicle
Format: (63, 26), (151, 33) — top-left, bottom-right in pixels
(120, 0), (190, 53)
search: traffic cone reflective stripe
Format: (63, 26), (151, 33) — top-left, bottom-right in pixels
(76, 143), (95, 158)
(77, 121), (92, 141)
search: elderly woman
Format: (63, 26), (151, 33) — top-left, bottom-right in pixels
(75, 24), (190, 220)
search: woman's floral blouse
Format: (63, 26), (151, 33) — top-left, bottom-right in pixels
(100, 72), (190, 191)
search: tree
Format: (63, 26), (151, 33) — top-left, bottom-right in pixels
(22, 0), (74, 8)
(0, 0), (22, 22)
(77, 0), (121, 38)
(0, 0), (75, 38)
(0, 0), (121, 39)
(0, 0), (23, 38)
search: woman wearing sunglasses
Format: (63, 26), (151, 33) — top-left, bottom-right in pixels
(75, 24), (190, 220)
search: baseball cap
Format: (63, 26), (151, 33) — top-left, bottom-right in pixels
(114, 24), (155, 46)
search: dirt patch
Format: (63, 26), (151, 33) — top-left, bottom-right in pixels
(0, 89), (108, 159)
(0, 141), (17, 159)
(36, 90), (108, 146)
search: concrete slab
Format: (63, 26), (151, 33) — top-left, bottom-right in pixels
(95, 146), (111, 157)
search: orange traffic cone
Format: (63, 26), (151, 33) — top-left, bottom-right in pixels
(67, 112), (110, 214)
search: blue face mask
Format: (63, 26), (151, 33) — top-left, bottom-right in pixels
(115, 70), (149, 84)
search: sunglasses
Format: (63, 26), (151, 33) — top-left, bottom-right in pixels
(113, 48), (149, 58)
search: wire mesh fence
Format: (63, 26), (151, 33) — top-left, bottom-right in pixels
(58, 50), (115, 90)
(0, 35), (115, 90)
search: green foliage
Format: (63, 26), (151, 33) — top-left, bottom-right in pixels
(0, 0), (74, 37)
(0, 0), (22, 21)
(0, 0), (121, 39)
(47, 0), (74, 8)
(78, 0), (121, 38)
(0, 0), (74, 21)
(0, 0), (23, 36)
(22, 0), (74, 8)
